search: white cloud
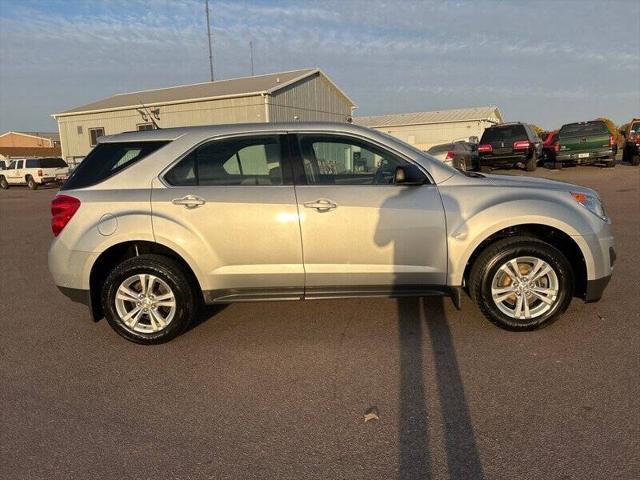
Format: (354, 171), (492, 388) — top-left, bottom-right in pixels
(0, 0), (638, 131)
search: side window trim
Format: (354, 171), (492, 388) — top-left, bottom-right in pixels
(161, 133), (294, 187)
(289, 132), (431, 186)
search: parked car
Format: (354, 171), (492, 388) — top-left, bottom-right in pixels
(556, 120), (616, 168)
(477, 122), (543, 172)
(49, 123), (615, 344)
(621, 118), (640, 166)
(0, 157), (69, 190)
(540, 130), (559, 165)
(426, 141), (478, 171)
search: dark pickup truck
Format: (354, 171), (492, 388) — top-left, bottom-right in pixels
(621, 119), (640, 166)
(556, 120), (616, 168)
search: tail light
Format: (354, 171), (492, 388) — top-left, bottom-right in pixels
(51, 195), (80, 236)
(37, 169), (43, 177)
(478, 144), (492, 153)
(445, 151), (455, 160)
(554, 141), (560, 152)
(609, 134), (615, 147)
(513, 140), (531, 150)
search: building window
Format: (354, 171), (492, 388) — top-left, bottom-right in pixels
(137, 123), (154, 131)
(89, 127), (105, 147)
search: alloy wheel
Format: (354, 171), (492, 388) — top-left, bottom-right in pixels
(114, 274), (176, 334)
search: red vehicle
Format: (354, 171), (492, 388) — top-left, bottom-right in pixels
(540, 130), (560, 165)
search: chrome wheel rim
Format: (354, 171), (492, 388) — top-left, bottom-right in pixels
(114, 274), (176, 334)
(491, 256), (559, 321)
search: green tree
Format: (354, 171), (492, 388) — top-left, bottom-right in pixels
(529, 124), (545, 137)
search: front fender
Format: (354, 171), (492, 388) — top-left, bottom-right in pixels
(442, 194), (601, 286)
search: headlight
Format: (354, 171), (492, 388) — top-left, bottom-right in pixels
(571, 192), (607, 221)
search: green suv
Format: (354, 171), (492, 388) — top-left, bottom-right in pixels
(556, 120), (617, 168)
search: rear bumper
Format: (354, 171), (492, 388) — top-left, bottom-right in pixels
(479, 154), (526, 166)
(556, 148), (614, 163)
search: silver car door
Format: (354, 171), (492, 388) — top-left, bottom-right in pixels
(291, 133), (447, 294)
(151, 134), (304, 301)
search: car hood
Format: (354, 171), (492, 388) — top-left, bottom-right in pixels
(452, 172), (597, 196)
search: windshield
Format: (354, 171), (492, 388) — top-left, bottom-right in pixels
(560, 122), (609, 136)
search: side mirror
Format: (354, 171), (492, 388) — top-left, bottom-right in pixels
(394, 165), (427, 185)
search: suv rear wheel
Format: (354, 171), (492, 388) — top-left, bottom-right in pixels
(470, 236), (573, 330)
(101, 254), (198, 344)
(525, 153), (537, 172)
(0, 176), (8, 190)
(26, 175), (38, 190)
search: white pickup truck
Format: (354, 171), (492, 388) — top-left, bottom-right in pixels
(0, 157), (69, 190)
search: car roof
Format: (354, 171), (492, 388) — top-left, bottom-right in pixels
(99, 122), (378, 144)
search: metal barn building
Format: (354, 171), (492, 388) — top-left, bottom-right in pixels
(52, 68), (356, 163)
(355, 106), (503, 151)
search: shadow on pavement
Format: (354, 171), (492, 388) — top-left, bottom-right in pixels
(398, 296), (484, 480)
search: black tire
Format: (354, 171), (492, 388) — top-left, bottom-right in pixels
(631, 150), (640, 166)
(453, 156), (467, 172)
(469, 236), (573, 331)
(101, 254), (199, 344)
(0, 176), (8, 190)
(525, 153), (537, 172)
(604, 156), (616, 168)
(26, 176), (38, 190)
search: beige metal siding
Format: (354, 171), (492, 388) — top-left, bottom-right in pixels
(269, 73), (352, 123)
(379, 120), (497, 151)
(57, 95), (266, 158)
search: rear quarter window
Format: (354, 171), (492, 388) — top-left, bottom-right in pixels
(61, 141), (169, 190)
(39, 158), (67, 168)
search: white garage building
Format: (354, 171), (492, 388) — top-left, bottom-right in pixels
(355, 106), (503, 151)
(52, 68), (356, 163)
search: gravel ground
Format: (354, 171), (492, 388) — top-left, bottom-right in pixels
(1, 163), (638, 480)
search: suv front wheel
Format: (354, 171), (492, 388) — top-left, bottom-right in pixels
(101, 254), (198, 344)
(470, 236), (573, 330)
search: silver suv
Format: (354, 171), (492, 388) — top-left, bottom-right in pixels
(48, 123), (615, 344)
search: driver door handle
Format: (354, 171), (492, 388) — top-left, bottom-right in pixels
(303, 199), (337, 211)
(172, 195), (206, 209)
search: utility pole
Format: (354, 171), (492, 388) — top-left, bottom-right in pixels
(249, 40), (254, 76)
(205, 0), (214, 81)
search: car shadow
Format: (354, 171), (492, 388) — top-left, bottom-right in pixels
(376, 182), (484, 479)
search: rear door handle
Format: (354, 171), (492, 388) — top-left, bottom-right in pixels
(172, 195), (206, 209)
(303, 199), (337, 211)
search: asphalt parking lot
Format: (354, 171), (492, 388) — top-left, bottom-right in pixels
(1, 164), (638, 480)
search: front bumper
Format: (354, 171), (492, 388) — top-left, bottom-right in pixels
(585, 275), (611, 302)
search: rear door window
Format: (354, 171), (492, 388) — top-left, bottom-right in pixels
(164, 135), (285, 187)
(481, 125), (527, 144)
(61, 141), (169, 190)
(26, 159), (38, 168)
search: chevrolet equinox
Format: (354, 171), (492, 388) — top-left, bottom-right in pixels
(48, 123), (615, 344)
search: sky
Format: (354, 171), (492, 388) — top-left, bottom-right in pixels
(0, 0), (638, 132)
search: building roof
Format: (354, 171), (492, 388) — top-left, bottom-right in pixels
(355, 106), (503, 128)
(0, 131), (59, 142)
(53, 68), (355, 118)
(0, 146), (62, 159)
